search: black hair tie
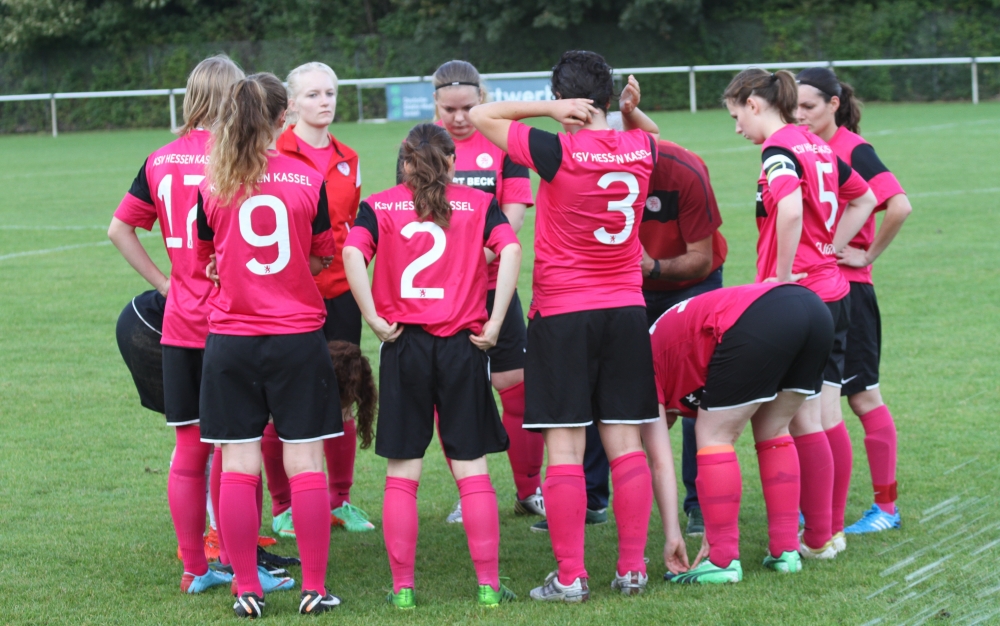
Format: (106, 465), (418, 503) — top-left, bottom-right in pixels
(434, 81), (479, 91)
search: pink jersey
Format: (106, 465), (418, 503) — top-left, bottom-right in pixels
(506, 122), (657, 316)
(196, 153), (335, 336)
(650, 283), (784, 417)
(114, 130), (213, 349)
(828, 126), (907, 285)
(755, 124), (866, 302)
(344, 183), (519, 337)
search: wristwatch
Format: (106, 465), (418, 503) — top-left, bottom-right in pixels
(649, 259), (661, 280)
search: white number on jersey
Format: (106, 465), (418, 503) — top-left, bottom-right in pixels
(594, 172), (640, 245)
(400, 221), (445, 299)
(157, 174), (205, 249)
(816, 162), (839, 231)
(239, 195), (290, 275)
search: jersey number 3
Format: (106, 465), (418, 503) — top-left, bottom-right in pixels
(401, 222), (445, 299)
(594, 172), (639, 245)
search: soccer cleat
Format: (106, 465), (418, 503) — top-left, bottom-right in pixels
(181, 568), (233, 594)
(331, 502), (376, 532)
(664, 559), (743, 584)
(233, 591), (265, 618)
(845, 504), (900, 534)
(832, 531), (847, 554)
(530, 507), (607, 533)
(685, 507), (705, 536)
(529, 571), (590, 602)
(611, 570), (648, 596)
(257, 545), (300, 570)
(799, 534), (838, 560)
(478, 583), (517, 607)
(232, 566), (296, 595)
(387, 587), (416, 609)
(299, 589), (342, 614)
(446, 500), (463, 524)
(204, 527), (221, 561)
(271, 509), (295, 538)
(514, 488), (546, 517)
(257, 535), (277, 548)
(762, 551), (802, 573)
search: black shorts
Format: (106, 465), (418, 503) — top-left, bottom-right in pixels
(323, 291), (362, 345)
(199, 331), (343, 444)
(115, 290), (167, 414)
(524, 306), (659, 428)
(824, 294), (852, 389)
(163, 346), (204, 426)
(701, 285), (834, 410)
(841, 282), (881, 397)
(485, 288), (527, 373)
(376, 326), (508, 460)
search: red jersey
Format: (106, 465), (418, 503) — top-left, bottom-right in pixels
(345, 183), (519, 337)
(828, 126), (906, 285)
(650, 283), (785, 417)
(755, 124), (866, 302)
(114, 129), (213, 349)
(640, 140), (727, 292)
(506, 122), (657, 316)
(276, 127), (361, 300)
(196, 153), (335, 336)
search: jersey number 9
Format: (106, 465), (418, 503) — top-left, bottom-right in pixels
(239, 195), (290, 276)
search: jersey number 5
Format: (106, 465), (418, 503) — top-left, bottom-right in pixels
(594, 172), (639, 245)
(816, 162), (839, 231)
(239, 195), (290, 275)
(401, 222), (445, 299)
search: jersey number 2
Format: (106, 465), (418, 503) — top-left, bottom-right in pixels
(400, 222), (445, 299)
(157, 174), (204, 249)
(239, 195), (290, 275)
(594, 172), (639, 245)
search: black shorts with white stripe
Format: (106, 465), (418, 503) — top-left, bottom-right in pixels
(115, 290), (166, 415)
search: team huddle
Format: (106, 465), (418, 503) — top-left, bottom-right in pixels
(109, 49), (911, 617)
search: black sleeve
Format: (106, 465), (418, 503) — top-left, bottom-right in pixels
(312, 186), (332, 235)
(836, 157), (854, 187)
(849, 144), (890, 181)
(128, 158), (153, 204)
(354, 201), (379, 246)
(528, 127), (562, 183)
(648, 133), (658, 168)
(482, 197), (511, 241)
(196, 191), (214, 241)
(760, 146), (802, 183)
(395, 144), (405, 185)
(501, 154), (530, 180)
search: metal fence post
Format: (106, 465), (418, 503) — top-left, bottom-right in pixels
(169, 89), (177, 130)
(357, 86), (364, 122)
(971, 59), (979, 104)
(689, 67), (697, 113)
(50, 95), (57, 137)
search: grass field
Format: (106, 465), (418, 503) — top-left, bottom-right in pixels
(2, 102), (999, 625)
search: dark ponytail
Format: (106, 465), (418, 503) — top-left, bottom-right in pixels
(327, 341), (378, 450)
(796, 67), (862, 134)
(401, 123), (455, 228)
(722, 68), (798, 124)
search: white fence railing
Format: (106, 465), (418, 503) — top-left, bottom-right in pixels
(2, 55), (997, 137)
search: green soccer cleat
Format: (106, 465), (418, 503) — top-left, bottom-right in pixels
(664, 559), (743, 584)
(271, 508), (295, 538)
(478, 583), (516, 607)
(387, 587), (415, 610)
(763, 551), (802, 573)
(331, 502), (375, 532)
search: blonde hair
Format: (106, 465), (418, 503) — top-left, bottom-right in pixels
(431, 60), (487, 121)
(207, 73), (287, 205)
(285, 62), (339, 127)
(177, 55), (245, 136)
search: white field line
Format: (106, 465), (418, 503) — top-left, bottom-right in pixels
(0, 166), (136, 181)
(0, 231), (157, 262)
(0, 224), (108, 230)
(904, 555), (953, 581)
(943, 457), (980, 474)
(866, 582), (899, 599)
(923, 496), (962, 517)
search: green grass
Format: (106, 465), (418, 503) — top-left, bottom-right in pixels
(1, 103), (999, 624)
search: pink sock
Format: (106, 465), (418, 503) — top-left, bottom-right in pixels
(542, 464), (587, 585)
(325, 420), (357, 508)
(169, 425), (211, 576)
(794, 432), (834, 549)
(256, 474), (264, 533)
(261, 424), (290, 516)
(500, 383), (544, 500)
(826, 422), (853, 534)
(859, 405), (898, 513)
(457, 475), (501, 589)
(220, 472), (263, 596)
(695, 448), (741, 568)
(383, 477), (419, 592)
(755, 436), (800, 557)
(210, 446), (228, 565)
(290, 472), (330, 594)
(609, 451), (652, 575)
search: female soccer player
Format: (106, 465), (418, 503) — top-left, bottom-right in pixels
(722, 68), (876, 559)
(657, 284), (835, 583)
(343, 123), (521, 609)
(797, 67), (911, 534)
(267, 61), (373, 536)
(108, 54), (243, 594)
(196, 72), (343, 618)
(429, 59), (542, 523)
(471, 50), (660, 600)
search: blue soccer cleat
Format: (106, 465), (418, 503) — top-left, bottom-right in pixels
(845, 504), (900, 534)
(181, 568), (233, 594)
